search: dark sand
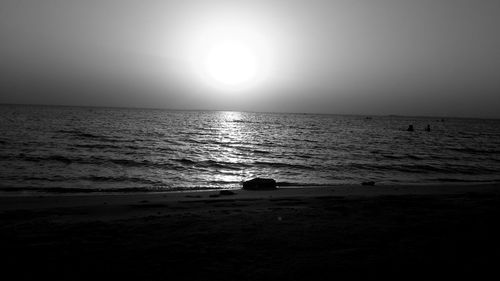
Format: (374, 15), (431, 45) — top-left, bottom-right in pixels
(1, 184), (500, 280)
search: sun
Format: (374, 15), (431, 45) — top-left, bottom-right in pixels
(185, 21), (273, 91)
(174, 6), (287, 93)
(203, 40), (259, 87)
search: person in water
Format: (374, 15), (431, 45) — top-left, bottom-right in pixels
(425, 124), (431, 132)
(407, 125), (414, 131)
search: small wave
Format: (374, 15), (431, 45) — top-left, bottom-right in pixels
(382, 154), (423, 160)
(105, 158), (182, 170)
(230, 119), (254, 124)
(347, 162), (499, 175)
(0, 186), (163, 194)
(173, 158), (246, 170)
(58, 130), (100, 139)
(107, 158), (149, 167)
(433, 178), (500, 183)
(207, 180), (241, 185)
(447, 147), (500, 154)
(276, 181), (332, 187)
(381, 154), (401, 160)
(347, 162), (447, 173)
(253, 161), (316, 171)
(75, 144), (122, 150)
(80, 176), (165, 186)
(16, 154), (180, 170)
(57, 129), (126, 143)
(4, 175), (167, 186)
(23, 176), (66, 182)
(47, 155), (72, 164)
(173, 158), (196, 165)
(199, 160), (243, 170)
(291, 138), (318, 144)
(18, 155), (73, 164)
(407, 154), (423, 160)
(251, 149), (270, 154)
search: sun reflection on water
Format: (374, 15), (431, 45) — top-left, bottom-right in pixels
(211, 111), (258, 184)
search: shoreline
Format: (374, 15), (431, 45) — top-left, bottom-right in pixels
(1, 181), (498, 196)
(1, 183), (499, 215)
(2, 180), (498, 194)
(2, 183), (500, 280)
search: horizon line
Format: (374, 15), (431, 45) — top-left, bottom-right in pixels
(1, 102), (498, 121)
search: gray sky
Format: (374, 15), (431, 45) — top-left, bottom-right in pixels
(1, 0), (499, 118)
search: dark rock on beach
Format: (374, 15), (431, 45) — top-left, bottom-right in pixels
(242, 178), (277, 190)
(361, 181), (376, 186)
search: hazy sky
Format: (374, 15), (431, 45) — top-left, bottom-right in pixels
(1, 0), (499, 117)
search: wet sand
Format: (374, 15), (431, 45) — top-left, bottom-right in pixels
(1, 184), (500, 280)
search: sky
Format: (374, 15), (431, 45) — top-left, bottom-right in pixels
(1, 0), (499, 118)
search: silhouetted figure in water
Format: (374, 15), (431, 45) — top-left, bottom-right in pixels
(407, 125), (414, 132)
(425, 124), (431, 132)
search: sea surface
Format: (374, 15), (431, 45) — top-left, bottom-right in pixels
(1, 105), (500, 194)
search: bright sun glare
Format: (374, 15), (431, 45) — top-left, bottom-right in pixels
(186, 19), (274, 91)
(203, 40), (259, 87)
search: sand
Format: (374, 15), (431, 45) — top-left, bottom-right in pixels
(1, 184), (500, 280)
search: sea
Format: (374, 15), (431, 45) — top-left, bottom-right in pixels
(1, 104), (500, 194)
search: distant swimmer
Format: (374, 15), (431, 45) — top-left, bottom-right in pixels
(425, 124), (431, 132)
(407, 125), (414, 132)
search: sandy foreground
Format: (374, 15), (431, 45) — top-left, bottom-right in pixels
(1, 184), (500, 280)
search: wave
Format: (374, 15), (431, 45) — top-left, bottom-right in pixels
(291, 138), (319, 144)
(15, 154), (79, 165)
(229, 119), (255, 124)
(74, 143), (140, 150)
(447, 147), (500, 154)
(75, 144), (119, 149)
(16, 155), (74, 164)
(346, 162), (498, 175)
(251, 149), (270, 154)
(80, 176), (166, 186)
(382, 154), (423, 160)
(0, 186), (164, 194)
(207, 180), (241, 185)
(15, 154), (182, 170)
(2, 174), (166, 187)
(433, 178), (500, 183)
(253, 161), (316, 171)
(12, 153), (500, 177)
(3, 107), (500, 193)
(23, 176), (66, 182)
(173, 158), (246, 170)
(58, 130), (100, 139)
(275, 181), (332, 187)
(173, 158), (196, 165)
(57, 129), (128, 143)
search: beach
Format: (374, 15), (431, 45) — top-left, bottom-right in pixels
(1, 184), (500, 280)
(2, 1), (500, 279)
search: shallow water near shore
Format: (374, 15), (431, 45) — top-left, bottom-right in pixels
(1, 104), (500, 193)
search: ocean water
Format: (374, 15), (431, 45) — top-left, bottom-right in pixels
(1, 105), (500, 194)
